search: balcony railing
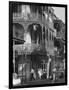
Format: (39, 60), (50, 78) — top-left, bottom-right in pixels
(13, 12), (42, 22)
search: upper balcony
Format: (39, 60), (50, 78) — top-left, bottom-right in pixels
(13, 5), (54, 31)
(13, 8), (43, 24)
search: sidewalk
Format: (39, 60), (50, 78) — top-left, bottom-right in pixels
(21, 78), (65, 86)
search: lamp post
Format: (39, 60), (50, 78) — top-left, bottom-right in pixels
(47, 54), (51, 79)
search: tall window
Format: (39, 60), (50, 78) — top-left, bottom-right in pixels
(50, 32), (51, 40)
(43, 27), (45, 42)
(52, 34), (54, 41)
(46, 29), (48, 41)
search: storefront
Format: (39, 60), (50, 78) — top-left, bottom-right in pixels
(13, 42), (49, 81)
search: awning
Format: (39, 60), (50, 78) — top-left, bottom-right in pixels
(13, 42), (41, 55)
(13, 37), (25, 44)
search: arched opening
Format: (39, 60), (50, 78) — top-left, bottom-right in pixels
(27, 23), (42, 44)
(13, 23), (28, 81)
(13, 23), (24, 40)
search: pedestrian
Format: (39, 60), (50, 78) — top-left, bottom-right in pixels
(38, 68), (43, 79)
(52, 67), (57, 81)
(30, 68), (36, 80)
(13, 73), (21, 85)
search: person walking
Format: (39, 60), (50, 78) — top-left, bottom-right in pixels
(30, 68), (36, 81)
(52, 67), (57, 81)
(38, 68), (43, 79)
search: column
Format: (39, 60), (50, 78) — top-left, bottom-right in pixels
(37, 7), (39, 19)
(64, 45), (65, 53)
(43, 26), (45, 47)
(45, 27), (46, 47)
(47, 29), (49, 48)
(41, 60), (45, 71)
(42, 25), (43, 45)
(63, 59), (65, 70)
(13, 41), (15, 73)
(47, 56), (51, 79)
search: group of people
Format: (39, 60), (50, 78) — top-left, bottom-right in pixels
(13, 67), (64, 86)
(30, 68), (47, 81)
(30, 66), (64, 82)
(13, 58), (65, 85)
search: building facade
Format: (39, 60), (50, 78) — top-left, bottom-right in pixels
(12, 4), (56, 83)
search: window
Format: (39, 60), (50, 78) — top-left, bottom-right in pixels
(43, 27), (45, 40)
(50, 32), (51, 40)
(45, 7), (48, 12)
(49, 28), (54, 41)
(49, 10), (51, 14)
(46, 29), (48, 41)
(52, 34), (54, 41)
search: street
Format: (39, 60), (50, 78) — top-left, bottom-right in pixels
(20, 78), (65, 86)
